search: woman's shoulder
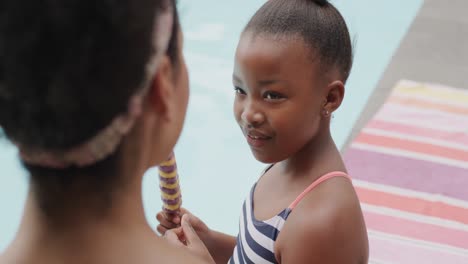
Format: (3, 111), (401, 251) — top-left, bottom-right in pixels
(0, 238), (209, 264)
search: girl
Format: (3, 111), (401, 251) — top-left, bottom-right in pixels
(0, 0), (212, 263)
(158, 0), (369, 263)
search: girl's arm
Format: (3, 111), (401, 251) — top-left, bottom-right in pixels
(202, 230), (237, 264)
(275, 182), (368, 263)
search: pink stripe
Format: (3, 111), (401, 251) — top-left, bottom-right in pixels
(368, 119), (468, 146)
(370, 232), (468, 263)
(364, 211), (468, 250)
(344, 148), (468, 200)
(288, 172), (350, 209)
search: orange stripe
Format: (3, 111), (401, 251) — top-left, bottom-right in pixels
(389, 96), (468, 115)
(355, 132), (468, 163)
(356, 186), (468, 225)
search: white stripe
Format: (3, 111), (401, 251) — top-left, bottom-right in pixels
(234, 205), (245, 264)
(391, 92), (468, 109)
(395, 79), (421, 88)
(375, 114), (467, 132)
(244, 193), (276, 252)
(353, 179), (468, 209)
(368, 258), (392, 264)
(238, 238), (247, 263)
(239, 203), (275, 264)
(263, 215), (286, 231)
(362, 128), (468, 151)
(237, 212), (246, 264)
(377, 102), (468, 128)
(351, 143), (468, 169)
(232, 245), (240, 264)
(236, 230), (247, 263)
(361, 203), (468, 231)
(368, 229), (468, 257)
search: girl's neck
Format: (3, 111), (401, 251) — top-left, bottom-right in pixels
(278, 127), (345, 181)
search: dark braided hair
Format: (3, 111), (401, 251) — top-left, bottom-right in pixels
(0, 0), (180, 151)
(244, 0), (353, 82)
(0, 0), (181, 215)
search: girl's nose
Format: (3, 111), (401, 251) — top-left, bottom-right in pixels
(241, 103), (265, 128)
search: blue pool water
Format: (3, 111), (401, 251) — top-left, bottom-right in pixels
(0, 0), (423, 252)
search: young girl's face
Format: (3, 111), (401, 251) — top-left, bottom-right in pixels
(233, 33), (328, 163)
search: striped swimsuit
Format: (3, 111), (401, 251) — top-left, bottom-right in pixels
(228, 171), (350, 264)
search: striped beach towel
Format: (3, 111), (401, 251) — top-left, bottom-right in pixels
(344, 80), (468, 263)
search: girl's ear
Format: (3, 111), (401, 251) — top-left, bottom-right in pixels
(322, 80), (345, 117)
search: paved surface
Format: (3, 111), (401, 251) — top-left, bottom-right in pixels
(346, 0), (468, 149)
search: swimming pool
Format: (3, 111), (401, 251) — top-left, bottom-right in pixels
(0, 0), (423, 252)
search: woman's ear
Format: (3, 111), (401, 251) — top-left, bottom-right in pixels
(148, 55), (175, 122)
(323, 80), (345, 115)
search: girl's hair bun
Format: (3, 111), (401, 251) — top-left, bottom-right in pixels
(312, 0), (328, 6)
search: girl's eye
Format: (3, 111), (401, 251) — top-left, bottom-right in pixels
(234, 86), (246, 95)
(264, 92), (284, 100)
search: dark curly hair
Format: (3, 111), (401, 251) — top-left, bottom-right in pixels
(0, 0), (181, 215)
(244, 0), (353, 82)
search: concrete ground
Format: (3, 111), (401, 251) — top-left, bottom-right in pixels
(345, 0), (468, 148)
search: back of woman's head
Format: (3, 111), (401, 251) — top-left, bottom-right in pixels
(0, 0), (179, 169)
(244, 0), (352, 82)
(0, 0), (180, 211)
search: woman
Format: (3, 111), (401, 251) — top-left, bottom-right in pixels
(0, 0), (212, 263)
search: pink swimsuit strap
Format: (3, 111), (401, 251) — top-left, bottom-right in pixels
(288, 171), (350, 209)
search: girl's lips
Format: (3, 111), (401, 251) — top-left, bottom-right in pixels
(246, 134), (271, 148)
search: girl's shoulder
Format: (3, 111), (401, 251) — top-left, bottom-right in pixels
(274, 176), (368, 263)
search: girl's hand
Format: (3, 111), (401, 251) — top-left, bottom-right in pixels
(156, 208), (212, 246)
(158, 208), (238, 264)
(164, 214), (215, 264)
